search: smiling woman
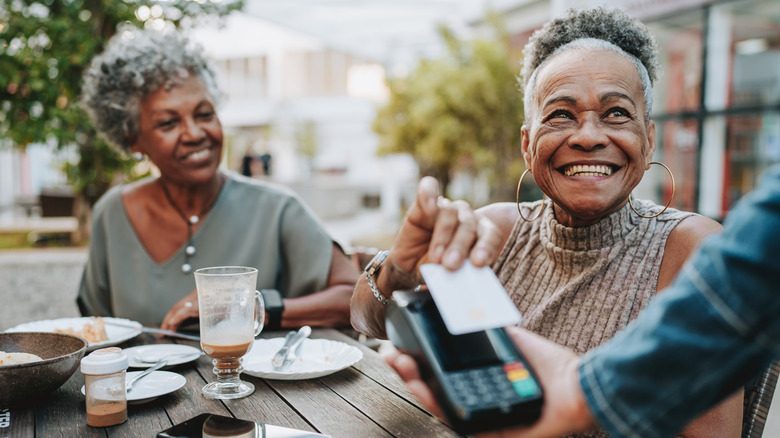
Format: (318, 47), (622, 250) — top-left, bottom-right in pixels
(350, 6), (742, 438)
(76, 27), (358, 333)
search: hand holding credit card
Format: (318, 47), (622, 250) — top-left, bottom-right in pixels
(419, 261), (522, 335)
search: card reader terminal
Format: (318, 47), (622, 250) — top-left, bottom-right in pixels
(385, 290), (543, 434)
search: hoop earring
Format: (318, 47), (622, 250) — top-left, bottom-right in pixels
(516, 169), (546, 222)
(629, 161), (676, 219)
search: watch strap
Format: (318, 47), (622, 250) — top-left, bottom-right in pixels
(261, 289), (284, 330)
(364, 250), (390, 304)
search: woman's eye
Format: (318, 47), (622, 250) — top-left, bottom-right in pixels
(545, 110), (573, 121)
(605, 107), (631, 119)
(156, 119), (177, 129)
(197, 111), (215, 120)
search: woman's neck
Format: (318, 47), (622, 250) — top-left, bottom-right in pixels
(158, 172), (225, 219)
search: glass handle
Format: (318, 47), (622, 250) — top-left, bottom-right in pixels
(254, 290), (265, 336)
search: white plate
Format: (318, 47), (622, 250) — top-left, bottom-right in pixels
(243, 338), (363, 380)
(6, 317), (143, 352)
(124, 344), (203, 368)
(81, 370), (186, 404)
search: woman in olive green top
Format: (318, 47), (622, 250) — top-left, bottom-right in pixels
(77, 28), (357, 331)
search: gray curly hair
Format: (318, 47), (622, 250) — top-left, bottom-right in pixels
(521, 7), (659, 121)
(80, 27), (221, 152)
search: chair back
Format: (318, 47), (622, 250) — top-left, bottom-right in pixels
(743, 359), (780, 438)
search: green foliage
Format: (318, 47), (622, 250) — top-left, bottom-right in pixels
(0, 0), (243, 197)
(372, 13), (525, 201)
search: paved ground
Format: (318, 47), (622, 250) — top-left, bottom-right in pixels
(0, 208), (398, 332)
(0, 248), (85, 331)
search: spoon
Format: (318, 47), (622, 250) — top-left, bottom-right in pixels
(126, 359), (167, 392)
(138, 351), (203, 365)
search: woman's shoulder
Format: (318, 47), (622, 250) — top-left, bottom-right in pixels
(668, 214), (722, 247)
(222, 172), (310, 216)
(657, 214), (722, 290)
(225, 172), (298, 200)
(91, 183), (127, 215)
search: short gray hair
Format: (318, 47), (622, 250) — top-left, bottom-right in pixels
(521, 7), (659, 121)
(80, 27), (221, 152)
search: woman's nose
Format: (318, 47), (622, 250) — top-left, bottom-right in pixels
(568, 113), (607, 150)
(181, 118), (206, 142)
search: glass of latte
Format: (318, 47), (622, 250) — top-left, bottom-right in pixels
(195, 266), (265, 399)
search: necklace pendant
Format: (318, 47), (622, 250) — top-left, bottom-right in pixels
(185, 245), (196, 256)
(189, 215), (199, 225)
(181, 263), (192, 274)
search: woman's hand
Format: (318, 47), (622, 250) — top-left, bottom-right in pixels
(160, 289), (199, 332)
(351, 176), (505, 339)
(383, 326), (598, 438)
(382, 176), (503, 289)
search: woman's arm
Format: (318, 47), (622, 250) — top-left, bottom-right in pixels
(161, 243), (358, 331)
(659, 215), (741, 438)
(281, 243), (358, 328)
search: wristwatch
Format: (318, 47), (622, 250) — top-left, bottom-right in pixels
(364, 250), (390, 304)
(261, 289), (284, 330)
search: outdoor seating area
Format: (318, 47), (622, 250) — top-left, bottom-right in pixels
(2, 0), (780, 437)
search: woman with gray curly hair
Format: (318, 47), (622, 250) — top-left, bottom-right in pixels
(353, 7), (742, 436)
(77, 27), (358, 333)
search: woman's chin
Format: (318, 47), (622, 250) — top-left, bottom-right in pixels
(553, 200), (625, 227)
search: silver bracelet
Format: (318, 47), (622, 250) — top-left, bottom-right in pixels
(364, 250), (390, 305)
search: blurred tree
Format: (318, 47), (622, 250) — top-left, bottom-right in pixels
(372, 13), (525, 202)
(0, 0), (242, 242)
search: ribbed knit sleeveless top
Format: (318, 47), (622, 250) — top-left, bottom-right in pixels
(494, 198), (694, 354)
(494, 199), (694, 438)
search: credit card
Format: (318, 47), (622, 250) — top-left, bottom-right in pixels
(419, 261), (522, 335)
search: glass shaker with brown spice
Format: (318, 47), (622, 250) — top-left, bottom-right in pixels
(80, 347), (128, 427)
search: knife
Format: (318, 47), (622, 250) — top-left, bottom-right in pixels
(103, 319), (201, 341)
(272, 326), (311, 369)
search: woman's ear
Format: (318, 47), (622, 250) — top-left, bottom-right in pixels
(521, 125), (533, 170)
(644, 120), (656, 168)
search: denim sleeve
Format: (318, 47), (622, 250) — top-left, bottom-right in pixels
(578, 164), (780, 438)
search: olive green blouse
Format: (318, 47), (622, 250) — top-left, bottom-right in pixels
(77, 172), (333, 326)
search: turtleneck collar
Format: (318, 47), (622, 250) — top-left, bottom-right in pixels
(540, 201), (639, 251)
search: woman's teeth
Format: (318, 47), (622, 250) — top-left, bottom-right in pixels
(564, 164), (613, 177)
(184, 149), (210, 161)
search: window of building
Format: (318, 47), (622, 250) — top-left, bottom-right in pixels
(647, 10), (705, 117)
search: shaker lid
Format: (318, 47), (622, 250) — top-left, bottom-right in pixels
(80, 347), (128, 374)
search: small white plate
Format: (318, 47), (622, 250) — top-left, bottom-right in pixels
(243, 338), (363, 380)
(81, 370), (186, 404)
(6, 317), (143, 352)
(124, 344), (202, 368)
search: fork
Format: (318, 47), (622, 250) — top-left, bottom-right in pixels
(279, 341), (304, 371)
(126, 359), (167, 392)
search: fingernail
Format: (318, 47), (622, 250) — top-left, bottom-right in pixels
(473, 249), (488, 265)
(444, 249), (460, 267)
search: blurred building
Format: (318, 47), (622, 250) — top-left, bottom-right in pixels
(478, 0), (780, 221)
(189, 13), (417, 222)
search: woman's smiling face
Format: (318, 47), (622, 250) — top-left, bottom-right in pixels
(131, 73), (223, 186)
(522, 49), (655, 227)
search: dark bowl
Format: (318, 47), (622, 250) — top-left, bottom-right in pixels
(0, 332), (88, 407)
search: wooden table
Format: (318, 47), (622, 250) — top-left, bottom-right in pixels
(2, 329), (464, 437)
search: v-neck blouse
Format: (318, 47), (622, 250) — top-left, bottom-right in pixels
(77, 172), (333, 325)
